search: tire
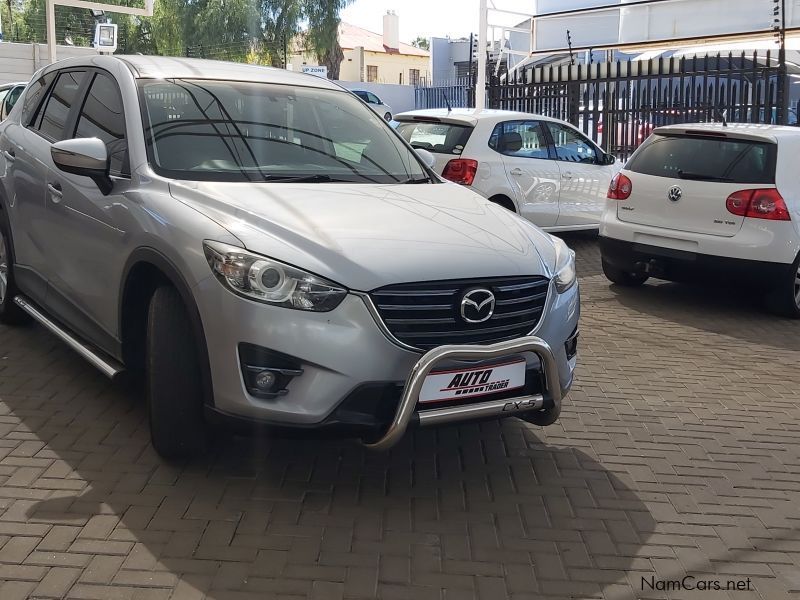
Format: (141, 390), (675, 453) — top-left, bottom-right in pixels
(602, 259), (649, 287)
(765, 253), (800, 318)
(384, 112), (392, 121)
(146, 285), (208, 459)
(0, 220), (30, 325)
(489, 195), (517, 213)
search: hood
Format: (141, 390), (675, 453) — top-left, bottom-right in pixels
(170, 180), (558, 291)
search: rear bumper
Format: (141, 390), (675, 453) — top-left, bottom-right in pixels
(599, 236), (793, 286)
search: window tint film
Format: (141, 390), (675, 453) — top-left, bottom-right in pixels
(36, 70), (87, 141)
(546, 122), (599, 163)
(21, 72), (56, 126)
(488, 121), (550, 159)
(396, 121), (473, 155)
(75, 73), (129, 176)
(138, 79), (427, 183)
(626, 134), (776, 184)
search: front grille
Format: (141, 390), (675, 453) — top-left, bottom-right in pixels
(370, 276), (550, 351)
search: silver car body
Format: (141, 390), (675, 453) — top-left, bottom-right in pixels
(0, 56), (579, 448)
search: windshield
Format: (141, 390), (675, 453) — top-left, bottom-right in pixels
(137, 79), (428, 183)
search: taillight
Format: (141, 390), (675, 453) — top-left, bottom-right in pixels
(726, 188), (791, 221)
(607, 173), (632, 200)
(442, 159), (478, 186)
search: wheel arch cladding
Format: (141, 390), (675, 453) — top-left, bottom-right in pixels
(119, 247), (214, 406)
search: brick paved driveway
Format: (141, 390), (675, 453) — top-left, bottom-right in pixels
(0, 234), (799, 600)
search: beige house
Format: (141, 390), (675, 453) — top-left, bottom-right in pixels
(290, 12), (430, 85)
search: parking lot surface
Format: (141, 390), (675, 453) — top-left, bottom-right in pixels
(0, 234), (798, 600)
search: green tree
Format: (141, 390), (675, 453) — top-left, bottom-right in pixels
(411, 36), (429, 51)
(302, 0), (353, 80)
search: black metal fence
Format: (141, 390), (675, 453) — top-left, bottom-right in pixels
(487, 51), (791, 160)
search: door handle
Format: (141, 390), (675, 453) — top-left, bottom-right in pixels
(3, 149), (14, 163)
(47, 182), (63, 202)
(561, 172), (573, 180)
(510, 168), (524, 176)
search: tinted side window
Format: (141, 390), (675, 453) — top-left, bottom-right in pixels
(546, 122), (599, 164)
(353, 91), (368, 101)
(75, 73), (129, 176)
(21, 72), (56, 125)
(35, 71), (87, 141)
(368, 93), (381, 104)
(489, 120), (551, 159)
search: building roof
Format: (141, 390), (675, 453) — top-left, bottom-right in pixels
(339, 22), (429, 57)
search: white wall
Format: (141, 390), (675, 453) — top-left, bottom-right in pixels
(0, 42), (97, 85)
(335, 80), (417, 115)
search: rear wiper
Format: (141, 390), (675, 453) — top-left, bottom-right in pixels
(677, 170), (732, 182)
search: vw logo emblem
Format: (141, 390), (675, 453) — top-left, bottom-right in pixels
(460, 288), (495, 324)
(667, 186), (683, 202)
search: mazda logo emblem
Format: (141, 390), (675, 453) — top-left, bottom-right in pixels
(667, 185), (682, 202)
(460, 288), (496, 324)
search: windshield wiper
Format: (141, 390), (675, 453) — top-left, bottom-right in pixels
(259, 174), (349, 183)
(402, 176), (434, 184)
(677, 170), (732, 182)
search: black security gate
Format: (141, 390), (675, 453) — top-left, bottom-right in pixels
(486, 51), (790, 161)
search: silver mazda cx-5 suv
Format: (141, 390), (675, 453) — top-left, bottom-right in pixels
(0, 56), (580, 458)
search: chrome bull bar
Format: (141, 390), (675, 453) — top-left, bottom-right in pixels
(362, 336), (562, 451)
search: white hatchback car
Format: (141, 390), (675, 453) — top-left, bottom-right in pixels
(395, 109), (619, 231)
(600, 123), (800, 317)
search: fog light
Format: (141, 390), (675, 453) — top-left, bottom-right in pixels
(255, 370), (277, 390)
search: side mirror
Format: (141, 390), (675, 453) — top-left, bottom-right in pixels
(51, 138), (112, 195)
(415, 148), (436, 169)
(602, 153), (617, 166)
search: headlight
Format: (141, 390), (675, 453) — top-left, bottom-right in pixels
(553, 238), (577, 293)
(203, 241), (347, 312)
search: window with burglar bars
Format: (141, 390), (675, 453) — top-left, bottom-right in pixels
(409, 69), (420, 87)
(367, 65), (378, 83)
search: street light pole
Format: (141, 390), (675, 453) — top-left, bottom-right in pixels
(475, 0), (488, 110)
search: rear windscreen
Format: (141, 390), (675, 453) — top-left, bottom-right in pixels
(395, 121), (474, 155)
(626, 134), (776, 184)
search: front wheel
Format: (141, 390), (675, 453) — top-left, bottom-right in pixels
(384, 112), (392, 121)
(0, 223), (29, 325)
(602, 259), (649, 287)
(146, 285), (209, 459)
(765, 254), (800, 318)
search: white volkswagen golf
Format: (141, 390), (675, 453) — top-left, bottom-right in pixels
(600, 123), (800, 317)
(395, 109), (619, 232)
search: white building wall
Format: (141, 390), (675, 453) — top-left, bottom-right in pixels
(0, 42), (98, 85)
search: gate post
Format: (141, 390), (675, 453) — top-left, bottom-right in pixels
(567, 81), (580, 127)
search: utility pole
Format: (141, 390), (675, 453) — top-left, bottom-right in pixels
(776, 0), (789, 124)
(468, 32), (474, 107)
(475, 0), (488, 110)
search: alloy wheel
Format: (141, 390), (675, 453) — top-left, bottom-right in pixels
(795, 263), (800, 309)
(0, 229), (7, 304)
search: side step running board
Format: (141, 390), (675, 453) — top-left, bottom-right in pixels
(14, 296), (125, 380)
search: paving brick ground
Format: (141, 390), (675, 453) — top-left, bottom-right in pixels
(0, 233), (799, 599)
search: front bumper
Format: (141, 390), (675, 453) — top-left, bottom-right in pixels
(363, 336), (562, 450)
(193, 275), (579, 448)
